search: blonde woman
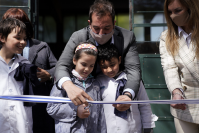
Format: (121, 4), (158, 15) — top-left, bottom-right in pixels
(160, 0), (199, 132)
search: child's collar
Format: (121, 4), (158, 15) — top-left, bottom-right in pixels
(113, 71), (123, 79)
(72, 69), (94, 89)
(114, 71), (127, 81)
(72, 69), (93, 81)
(0, 53), (18, 64)
(13, 54), (18, 59)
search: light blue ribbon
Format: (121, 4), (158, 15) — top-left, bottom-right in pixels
(0, 95), (198, 104)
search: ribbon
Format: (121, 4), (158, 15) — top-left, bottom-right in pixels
(0, 95), (198, 104)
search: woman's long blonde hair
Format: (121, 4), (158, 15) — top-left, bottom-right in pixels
(164, 0), (199, 59)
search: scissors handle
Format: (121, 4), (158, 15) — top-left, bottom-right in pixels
(84, 104), (92, 110)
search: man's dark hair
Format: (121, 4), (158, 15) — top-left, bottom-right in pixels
(98, 44), (119, 62)
(0, 17), (26, 45)
(89, 0), (115, 24)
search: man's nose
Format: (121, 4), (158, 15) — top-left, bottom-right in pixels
(99, 29), (105, 35)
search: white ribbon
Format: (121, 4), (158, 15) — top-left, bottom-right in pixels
(0, 95), (198, 104)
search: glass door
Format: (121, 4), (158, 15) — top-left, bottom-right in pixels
(0, 0), (38, 39)
(129, 0), (176, 133)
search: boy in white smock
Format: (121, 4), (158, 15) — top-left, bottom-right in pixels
(96, 44), (157, 133)
(0, 18), (33, 133)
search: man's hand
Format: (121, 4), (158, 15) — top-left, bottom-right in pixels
(113, 93), (131, 111)
(37, 67), (51, 82)
(62, 81), (93, 106)
(77, 104), (90, 119)
(171, 89), (186, 110)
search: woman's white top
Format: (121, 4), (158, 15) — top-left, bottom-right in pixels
(178, 26), (191, 48)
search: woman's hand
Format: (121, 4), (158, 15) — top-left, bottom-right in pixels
(37, 67), (51, 82)
(171, 89), (186, 110)
(77, 104), (90, 119)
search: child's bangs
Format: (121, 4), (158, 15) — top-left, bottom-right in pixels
(0, 18), (26, 40)
(15, 26), (26, 36)
(8, 18), (26, 36)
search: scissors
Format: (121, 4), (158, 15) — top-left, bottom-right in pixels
(84, 104), (92, 110)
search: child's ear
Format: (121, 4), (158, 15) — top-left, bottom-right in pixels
(88, 20), (91, 26)
(119, 56), (121, 64)
(0, 34), (5, 43)
(73, 57), (77, 65)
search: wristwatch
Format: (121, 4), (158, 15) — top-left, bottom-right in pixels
(124, 93), (132, 100)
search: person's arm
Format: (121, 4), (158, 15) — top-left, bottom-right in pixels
(123, 31), (141, 98)
(114, 32), (140, 111)
(36, 43), (57, 83)
(46, 84), (78, 122)
(159, 31), (186, 110)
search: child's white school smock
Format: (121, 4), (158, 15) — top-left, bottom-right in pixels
(0, 55), (33, 133)
(97, 72), (156, 133)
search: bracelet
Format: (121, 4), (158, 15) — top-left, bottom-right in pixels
(124, 94), (132, 100)
(172, 92), (185, 99)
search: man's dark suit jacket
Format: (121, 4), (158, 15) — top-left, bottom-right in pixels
(54, 26), (141, 96)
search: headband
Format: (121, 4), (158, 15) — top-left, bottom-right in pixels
(75, 43), (98, 53)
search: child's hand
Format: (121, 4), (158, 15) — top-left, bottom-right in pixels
(77, 104), (90, 119)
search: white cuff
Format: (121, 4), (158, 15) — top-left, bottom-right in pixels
(58, 77), (71, 88)
(123, 88), (135, 100)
